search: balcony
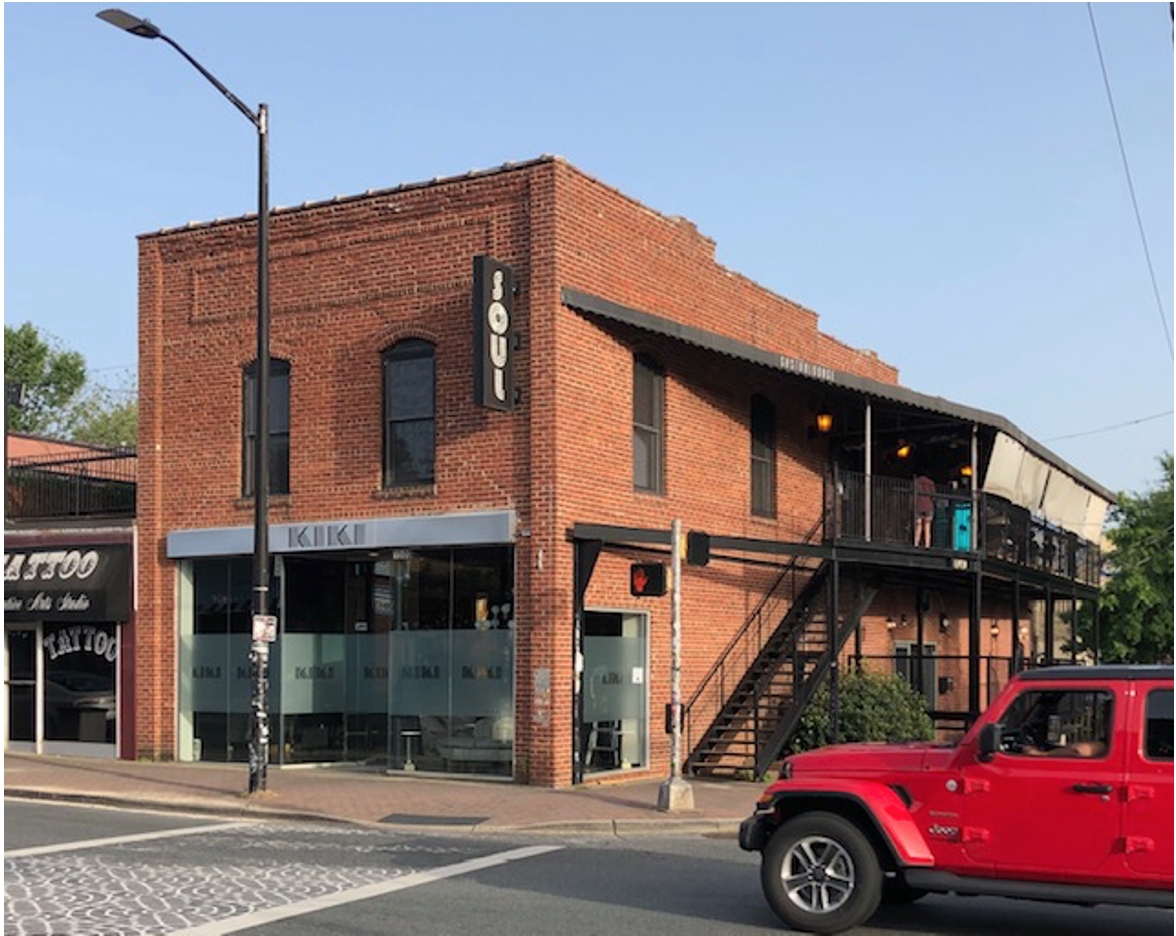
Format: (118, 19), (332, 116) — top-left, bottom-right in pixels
(825, 467), (1100, 587)
(5, 449), (136, 522)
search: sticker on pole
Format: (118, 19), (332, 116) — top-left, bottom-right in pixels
(252, 614), (278, 642)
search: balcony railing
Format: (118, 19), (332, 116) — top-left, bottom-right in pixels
(5, 449), (136, 521)
(825, 467), (1100, 586)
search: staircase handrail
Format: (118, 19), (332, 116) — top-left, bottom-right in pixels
(684, 515), (824, 715)
(753, 577), (879, 776)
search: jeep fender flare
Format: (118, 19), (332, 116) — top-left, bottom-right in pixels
(761, 784), (935, 869)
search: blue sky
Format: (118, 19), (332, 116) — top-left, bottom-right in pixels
(4, 3), (1173, 497)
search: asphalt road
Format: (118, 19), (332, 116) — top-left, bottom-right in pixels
(5, 799), (1171, 936)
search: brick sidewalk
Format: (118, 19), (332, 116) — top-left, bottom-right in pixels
(3, 753), (757, 834)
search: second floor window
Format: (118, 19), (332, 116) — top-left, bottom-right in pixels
(751, 394), (776, 517)
(384, 340), (435, 486)
(633, 354), (664, 493)
(242, 358), (290, 497)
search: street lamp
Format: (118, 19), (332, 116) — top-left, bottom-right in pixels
(98, 8), (272, 794)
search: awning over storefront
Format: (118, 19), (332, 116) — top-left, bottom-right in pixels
(167, 509), (517, 559)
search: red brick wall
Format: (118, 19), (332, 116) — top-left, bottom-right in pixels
(543, 161), (898, 782)
(137, 166), (544, 760)
(137, 156), (957, 786)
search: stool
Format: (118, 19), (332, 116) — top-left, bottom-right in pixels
(401, 728), (422, 771)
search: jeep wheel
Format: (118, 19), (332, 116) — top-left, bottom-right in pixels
(760, 812), (883, 934)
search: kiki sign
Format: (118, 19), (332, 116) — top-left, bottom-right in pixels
(472, 255), (516, 411)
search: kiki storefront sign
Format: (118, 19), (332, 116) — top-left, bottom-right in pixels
(472, 255), (515, 412)
(3, 544), (131, 622)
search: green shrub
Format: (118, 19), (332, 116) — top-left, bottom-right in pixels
(789, 669), (934, 753)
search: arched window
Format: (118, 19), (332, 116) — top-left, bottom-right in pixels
(242, 358), (290, 497)
(383, 340), (435, 486)
(751, 394), (775, 518)
(633, 354), (664, 494)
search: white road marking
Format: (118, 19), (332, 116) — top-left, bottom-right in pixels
(4, 821), (246, 858)
(170, 844), (564, 935)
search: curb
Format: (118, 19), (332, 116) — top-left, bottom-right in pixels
(3, 788), (343, 826)
(4, 788), (743, 837)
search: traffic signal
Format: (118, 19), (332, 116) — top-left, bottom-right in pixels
(630, 562), (667, 597)
(686, 531), (711, 566)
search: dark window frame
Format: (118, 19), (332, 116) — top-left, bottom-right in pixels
(1144, 688), (1174, 761)
(242, 358), (291, 497)
(750, 394), (776, 518)
(383, 339), (436, 488)
(633, 354), (664, 494)
(894, 641), (937, 704)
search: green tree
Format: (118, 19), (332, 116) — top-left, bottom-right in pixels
(63, 384), (138, 448)
(1078, 454), (1174, 664)
(4, 322), (86, 435)
(790, 668), (935, 753)
(4, 322), (137, 447)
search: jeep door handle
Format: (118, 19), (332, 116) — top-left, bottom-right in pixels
(1072, 783), (1114, 794)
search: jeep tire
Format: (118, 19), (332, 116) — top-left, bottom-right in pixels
(760, 811), (883, 934)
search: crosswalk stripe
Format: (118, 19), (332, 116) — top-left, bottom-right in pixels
(170, 844), (564, 935)
(5, 821), (246, 858)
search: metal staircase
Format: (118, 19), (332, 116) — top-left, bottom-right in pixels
(684, 561), (878, 779)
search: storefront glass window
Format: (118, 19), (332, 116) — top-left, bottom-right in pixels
(42, 623), (117, 744)
(182, 557), (278, 762)
(179, 546), (514, 776)
(282, 558), (346, 763)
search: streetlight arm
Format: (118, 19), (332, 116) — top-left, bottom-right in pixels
(97, 8), (259, 128)
(157, 34), (260, 129)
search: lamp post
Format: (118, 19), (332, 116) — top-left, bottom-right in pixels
(98, 8), (272, 794)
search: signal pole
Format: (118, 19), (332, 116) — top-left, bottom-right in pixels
(658, 517), (695, 812)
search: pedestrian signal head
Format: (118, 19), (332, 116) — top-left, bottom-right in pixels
(629, 562), (666, 597)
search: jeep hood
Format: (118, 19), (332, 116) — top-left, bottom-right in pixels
(783, 741), (956, 775)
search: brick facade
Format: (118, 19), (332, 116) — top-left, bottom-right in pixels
(137, 156), (1014, 785)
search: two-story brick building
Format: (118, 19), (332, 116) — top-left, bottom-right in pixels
(128, 155), (1113, 787)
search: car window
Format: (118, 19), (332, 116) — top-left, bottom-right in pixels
(998, 688), (1113, 758)
(1144, 689), (1174, 761)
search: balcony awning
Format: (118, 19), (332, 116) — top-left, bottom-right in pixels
(984, 432), (1110, 540)
(562, 287), (1116, 524)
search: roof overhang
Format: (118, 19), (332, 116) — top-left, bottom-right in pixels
(561, 287), (1117, 521)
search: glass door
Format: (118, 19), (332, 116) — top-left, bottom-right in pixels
(5, 627), (38, 750)
(582, 610), (648, 774)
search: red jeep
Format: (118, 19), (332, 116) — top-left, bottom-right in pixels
(739, 665), (1174, 933)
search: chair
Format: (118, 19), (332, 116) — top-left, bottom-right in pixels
(588, 720), (623, 769)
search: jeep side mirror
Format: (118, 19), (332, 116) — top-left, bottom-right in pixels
(978, 723), (1000, 762)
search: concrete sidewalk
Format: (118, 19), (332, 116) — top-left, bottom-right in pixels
(4, 753), (759, 835)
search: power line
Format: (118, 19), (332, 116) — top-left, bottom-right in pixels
(1044, 409), (1174, 442)
(1086, 3), (1174, 360)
